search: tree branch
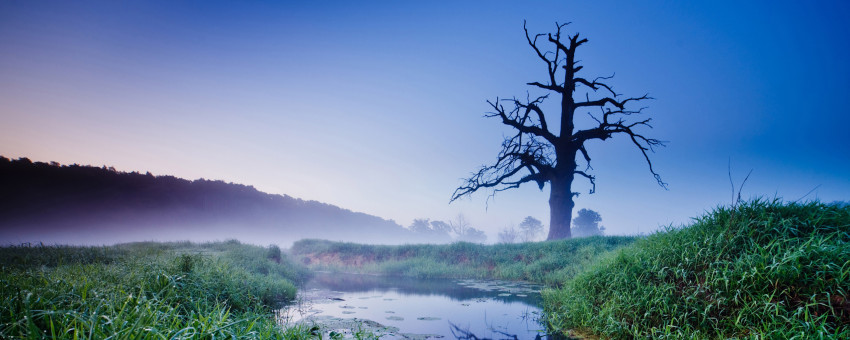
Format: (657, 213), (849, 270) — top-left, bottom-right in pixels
(485, 97), (557, 144)
(524, 20), (558, 88)
(574, 170), (596, 194)
(450, 128), (555, 202)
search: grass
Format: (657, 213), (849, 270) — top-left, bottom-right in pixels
(0, 240), (316, 339)
(543, 199), (850, 338)
(14, 199), (841, 338)
(291, 236), (637, 285)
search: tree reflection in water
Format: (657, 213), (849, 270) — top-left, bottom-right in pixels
(448, 321), (572, 340)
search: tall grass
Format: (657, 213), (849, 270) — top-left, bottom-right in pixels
(291, 236), (636, 285)
(0, 240), (314, 339)
(544, 199), (850, 338)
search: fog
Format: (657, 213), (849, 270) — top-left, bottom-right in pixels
(0, 157), (427, 248)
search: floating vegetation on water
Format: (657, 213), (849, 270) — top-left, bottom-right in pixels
(387, 316), (404, 321)
(292, 315), (443, 339)
(417, 317), (441, 321)
(455, 279), (542, 295)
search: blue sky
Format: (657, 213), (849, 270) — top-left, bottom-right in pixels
(2, 1), (848, 240)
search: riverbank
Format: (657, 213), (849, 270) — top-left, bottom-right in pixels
(545, 199), (850, 338)
(291, 236), (636, 286)
(3, 200), (845, 338)
(0, 240), (314, 339)
(293, 200), (850, 338)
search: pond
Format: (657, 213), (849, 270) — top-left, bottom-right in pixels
(280, 272), (565, 339)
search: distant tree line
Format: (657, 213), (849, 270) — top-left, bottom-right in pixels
(496, 209), (605, 244)
(0, 156), (412, 245)
(406, 214), (487, 243)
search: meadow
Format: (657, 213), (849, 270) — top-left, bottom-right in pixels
(0, 240), (317, 339)
(294, 200), (850, 338)
(2, 199), (846, 339)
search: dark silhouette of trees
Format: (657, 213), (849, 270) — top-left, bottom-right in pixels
(572, 208), (605, 237)
(451, 21), (666, 239)
(519, 216), (544, 242)
(0, 156), (411, 245)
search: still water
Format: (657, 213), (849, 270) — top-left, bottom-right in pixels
(281, 272), (558, 339)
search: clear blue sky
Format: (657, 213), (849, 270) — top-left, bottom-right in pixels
(2, 1), (848, 240)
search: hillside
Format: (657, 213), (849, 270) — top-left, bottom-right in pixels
(0, 156), (411, 246)
(544, 200), (849, 338)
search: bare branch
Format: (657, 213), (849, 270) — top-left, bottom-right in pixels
(526, 81), (565, 93)
(450, 126), (556, 202)
(576, 94), (651, 109)
(484, 97), (557, 144)
(524, 20), (557, 87)
(574, 75), (618, 97)
(574, 170), (596, 194)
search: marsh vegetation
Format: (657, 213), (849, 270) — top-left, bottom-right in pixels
(0, 241), (312, 339)
(2, 200), (846, 339)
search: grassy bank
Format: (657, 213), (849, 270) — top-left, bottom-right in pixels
(291, 236), (636, 285)
(544, 200), (850, 338)
(0, 240), (314, 339)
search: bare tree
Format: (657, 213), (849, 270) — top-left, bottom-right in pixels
(451, 21), (666, 239)
(450, 213), (487, 243)
(498, 224), (519, 243)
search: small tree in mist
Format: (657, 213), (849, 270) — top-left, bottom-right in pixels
(572, 208), (605, 237)
(519, 216), (544, 242)
(498, 225), (520, 243)
(450, 214), (487, 243)
(450, 21), (666, 240)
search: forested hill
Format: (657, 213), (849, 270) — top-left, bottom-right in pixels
(0, 156), (411, 246)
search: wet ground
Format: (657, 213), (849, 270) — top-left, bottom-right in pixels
(279, 272), (552, 339)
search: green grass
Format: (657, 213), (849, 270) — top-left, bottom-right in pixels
(0, 240), (316, 339)
(291, 236), (637, 285)
(543, 199), (850, 338)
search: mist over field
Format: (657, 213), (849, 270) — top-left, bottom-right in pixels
(1, 2), (849, 338)
(0, 157), (414, 247)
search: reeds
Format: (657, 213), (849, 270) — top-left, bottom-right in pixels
(291, 236), (636, 285)
(544, 199), (850, 338)
(0, 241), (312, 339)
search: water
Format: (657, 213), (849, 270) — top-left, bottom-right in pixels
(281, 272), (558, 339)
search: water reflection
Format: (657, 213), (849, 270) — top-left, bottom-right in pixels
(283, 272), (563, 339)
(449, 322), (573, 340)
(309, 272), (543, 305)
